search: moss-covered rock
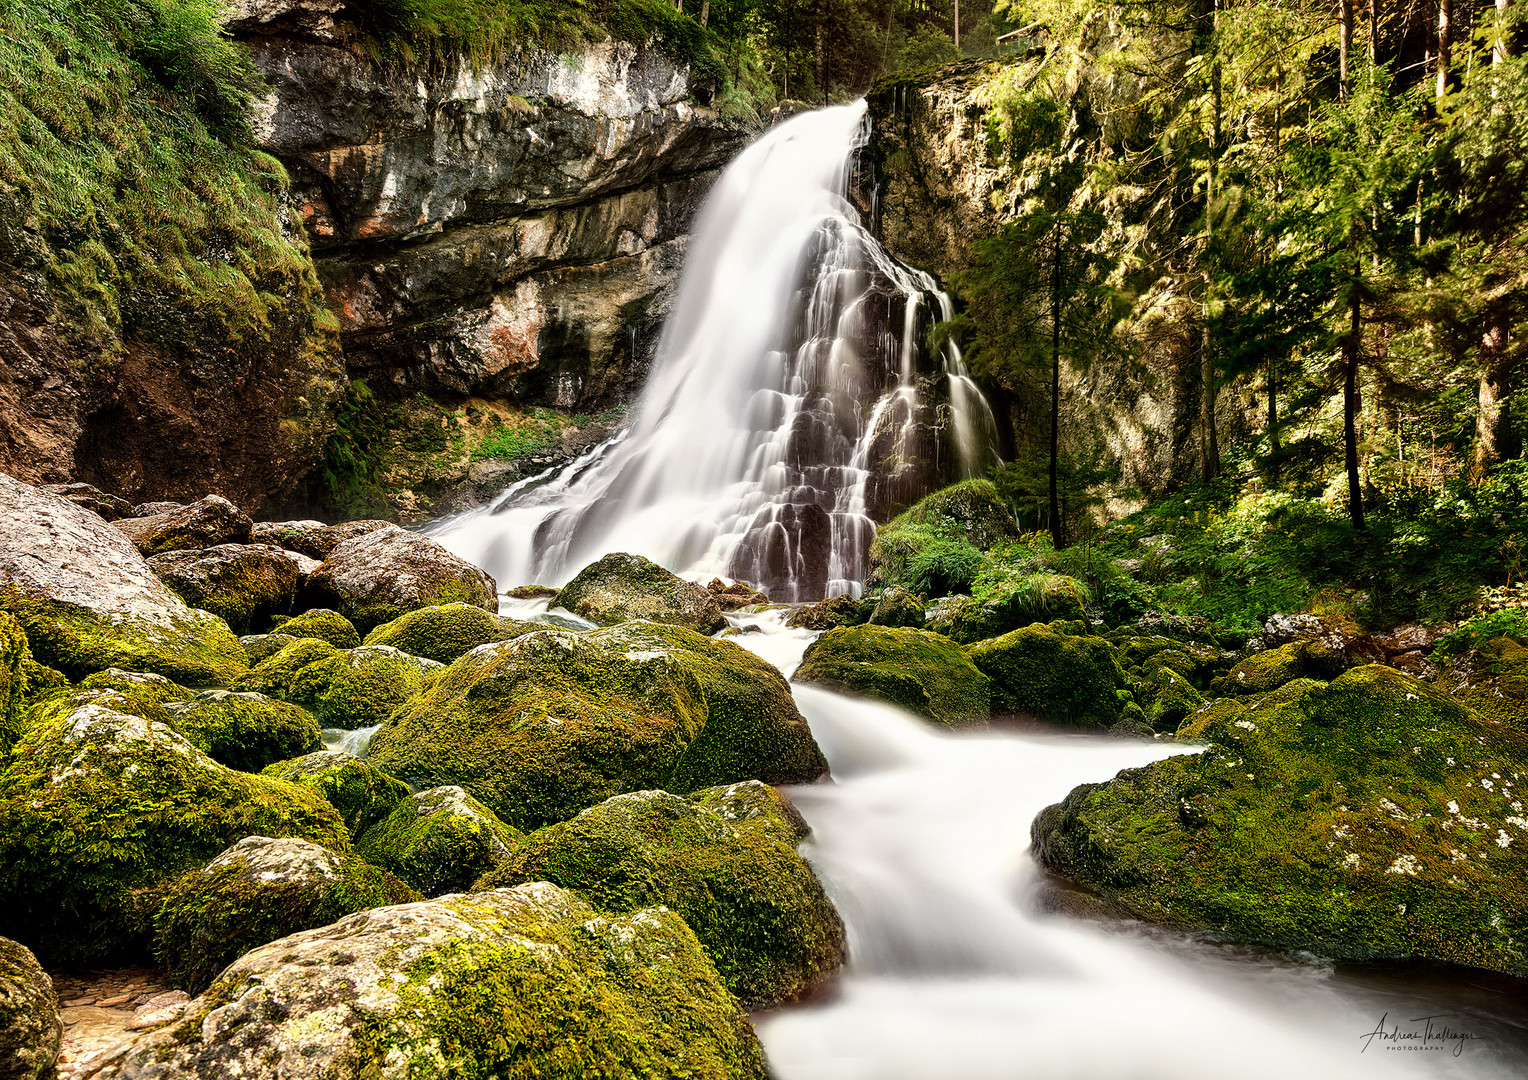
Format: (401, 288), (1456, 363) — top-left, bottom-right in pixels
(238, 632), (299, 665)
(477, 786), (844, 1008)
(795, 625), (991, 728)
(1133, 664), (1205, 732)
(362, 602), (540, 664)
(1211, 641), (1312, 695)
(0, 935), (60, 1080)
(262, 751), (410, 838)
(357, 786), (525, 896)
(1034, 666), (1528, 976)
(369, 629), (708, 829)
(233, 640), (441, 729)
(867, 586), (927, 628)
(968, 623), (1135, 729)
(925, 576), (1091, 644)
(307, 526), (499, 633)
(152, 835), (420, 994)
(587, 621), (829, 792)
(79, 667), (194, 709)
(866, 479), (1017, 592)
(0, 612), (30, 757)
(103, 884), (768, 1078)
(164, 690), (323, 772)
(147, 544), (301, 634)
(228, 636), (339, 699)
(115, 496), (253, 557)
(706, 578), (769, 610)
(271, 608), (360, 649)
(1446, 637), (1528, 737)
(557, 553), (728, 634)
(0, 702), (349, 964)
(786, 593), (870, 630)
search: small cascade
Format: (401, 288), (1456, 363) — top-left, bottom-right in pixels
(430, 102), (999, 599)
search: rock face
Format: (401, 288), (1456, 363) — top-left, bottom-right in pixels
(357, 785), (524, 896)
(557, 552), (728, 634)
(479, 786), (846, 1008)
(0, 936), (60, 1080)
(0, 701), (349, 964)
(86, 884), (767, 1080)
(152, 835), (419, 993)
(795, 625), (990, 728)
(0, 475), (248, 685)
(307, 526), (498, 631)
(1034, 666), (1528, 976)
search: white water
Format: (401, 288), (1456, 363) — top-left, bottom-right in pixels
(429, 103), (997, 601)
(722, 616), (1528, 1080)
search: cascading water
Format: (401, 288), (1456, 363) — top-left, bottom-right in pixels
(428, 102), (998, 600)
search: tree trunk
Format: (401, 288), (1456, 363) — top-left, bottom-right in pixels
(954, 0), (960, 50)
(1437, 0), (1453, 98)
(700, 0), (709, 26)
(1497, 0), (1512, 65)
(1268, 354), (1280, 481)
(1473, 304), (1515, 479)
(1050, 225), (1063, 549)
(1340, 0), (1354, 98)
(1200, 321), (1220, 482)
(1345, 287), (1366, 530)
(1369, 0), (1379, 63)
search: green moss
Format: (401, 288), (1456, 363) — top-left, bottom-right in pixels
(967, 623), (1133, 728)
(868, 479), (1017, 593)
(273, 609), (360, 649)
(1133, 664), (1205, 732)
(1448, 637), (1528, 738)
(369, 629), (708, 830)
(0, 936), (59, 1080)
(363, 602), (540, 663)
(164, 690), (323, 772)
(262, 750), (411, 838)
(152, 836), (419, 993)
(1211, 642), (1310, 695)
(867, 586), (926, 628)
(556, 552), (727, 634)
(476, 786), (844, 1007)
(785, 594), (871, 630)
(588, 621), (829, 793)
(1035, 666), (1528, 976)
(358, 785), (524, 896)
(0, 612), (30, 755)
(795, 625), (992, 728)
(1, 592), (249, 687)
(0, 703), (349, 964)
(238, 632), (299, 665)
(229, 636), (339, 698)
(79, 667), (194, 707)
(232, 638), (438, 729)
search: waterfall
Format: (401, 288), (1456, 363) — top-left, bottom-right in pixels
(428, 102), (998, 600)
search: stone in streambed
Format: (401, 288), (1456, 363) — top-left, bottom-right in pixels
(270, 607), (359, 648)
(163, 690), (323, 772)
(556, 552), (727, 634)
(306, 525), (498, 633)
(968, 623), (1139, 730)
(0, 935), (60, 1080)
(362, 602), (540, 663)
(232, 640), (441, 729)
(262, 750), (410, 838)
(147, 544), (301, 634)
(794, 624), (990, 728)
(114, 496), (252, 557)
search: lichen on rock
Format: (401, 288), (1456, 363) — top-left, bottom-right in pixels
(271, 607), (360, 648)
(233, 639), (441, 729)
(147, 544), (301, 634)
(0, 935), (60, 1080)
(306, 525), (498, 632)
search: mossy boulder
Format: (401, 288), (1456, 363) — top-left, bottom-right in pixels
(147, 544), (301, 634)
(1211, 641), (1312, 695)
(115, 496), (252, 557)
(786, 593), (870, 630)
(0, 476), (248, 686)
(228, 636), (340, 699)
(307, 526), (499, 633)
(866, 479), (1016, 592)
(357, 786), (525, 896)
(233, 640), (442, 730)
(0, 702), (350, 964)
(369, 630), (708, 830)
(362, 602), (540, 664)
(0, 612), (31, 756)
(589, 621), (829, 792)
(79, 667), (193, 709)
(1446, 636), (1528, 737)
(103, 883), (767, 1078)
(867, 586), (926, 628)
(795, 625), (991, 728)
(262, 751), (411, 838)
(164, 690), (323, 772)
(477, 785), (844, 1008)
(925, 576), (1091, 645)
(152, 835), (421, 994)
(1133, 664), (1206, 732)
(1034, 666), (1528, 976)
(252, 519), (390, 560)
(968, 623), (1136, 729)
(238, 632), (299, 665)
(271, 608), (360, 649)
(0, 936), (60, 1080)
(557, 552), (727, 634)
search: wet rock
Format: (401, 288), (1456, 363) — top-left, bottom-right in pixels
(0, 702), (349, 964)
(358, 785), (523, 896)
(968, 623), (1140, 730)
(147, 544), (300, 634)
(42, 482), (134, 521)
(1035, 666), (1528, 977)
(0, 935), (60, 1080)
(0, 475), (248, 685)
(362, 602), (540, 663)
(478, 784), (845, 1007)
(261, 750), (410, 838)
(152, 836), (419, 994)
(269, 608), (359, 648)
(504, 585), (559, 600)
(83, 883), (766, 1079)
(307, 526), (498, 632)
(867, 586), (926, 628)
(785, 593), (870, 630)
(164, 690), (323, 772)
(233, 641), (441, 730)
(795, 624), (990, 728)
(131, 503), (185, 518)
(706, 578), (769, 610)
(556, 552), (726, 634)
(252, 519), (390, 560)
(114, 497), (252, 557)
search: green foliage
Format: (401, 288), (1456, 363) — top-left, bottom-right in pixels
(316, 381), (394, 521)
(1433, 609), (1528, 663)
(898, 25), (959, 69)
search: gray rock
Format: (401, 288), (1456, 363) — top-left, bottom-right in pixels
(251, 519), (390, 560)
(556, 552), (726, 634)
(132, 502), (186, 517)
(307, 526), (497, 631)
(148, 543), (301, 633)
(0, 474), (248, 684)
(115, 496), (252, 557)
(0, 936), (60, 1080)
(40, 481), (134, 521)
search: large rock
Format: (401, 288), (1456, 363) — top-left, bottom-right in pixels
(357, 785), (524, 896)
(270, 607), (359, 648)
(152, 835), (420, 993)
(84, 884), (766, 1079)
(261, 751), (410, 837)
(556, 552), (727, 634)
(362, 602), (541, 663)
(968, 623), (1140, 730)
(115, 496), (253, 557)
(0, 702), (349, 964)
(0, 936), (60, 1080)
(0, 475), (248, 685)
(795, 625), (991, 728)
(1034, 666), (1528, 976)
(478, 785), (845, 1008)
(785, 593), (870, 630)
(307, 526), (498, 632)
(147, 544), (300, 634)
(233, 641), (442, 729)
(251, 519), (390, 560)
(164, 690), (323, 772)
(41, 481), (135, 521)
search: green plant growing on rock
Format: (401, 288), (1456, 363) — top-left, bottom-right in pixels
(358, 785), (524, 895)
(968, 622), (1140, 729)
(262, 751), (412, 838)
(363, 602), (540, 663)
(795, 625), (991, 728)
(164, 690), (324, 772)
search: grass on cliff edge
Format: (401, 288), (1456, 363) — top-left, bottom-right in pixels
(0, 0), (325, 349)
